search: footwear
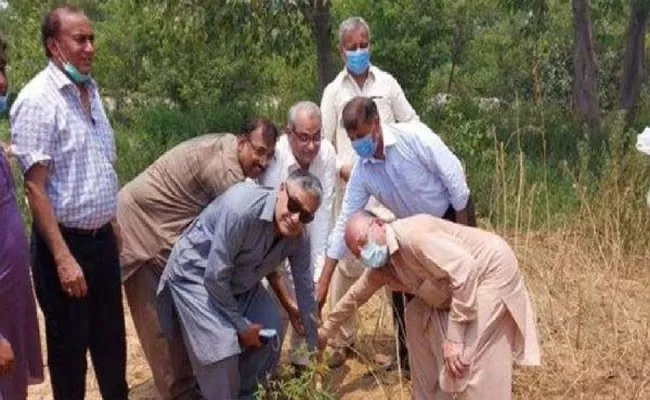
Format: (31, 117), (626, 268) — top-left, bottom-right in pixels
(327, 345), (355, 369)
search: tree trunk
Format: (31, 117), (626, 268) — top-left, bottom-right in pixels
(572, 0), (602, 140)
(619, 0), (650, 115)
(301, 1), (335, 99)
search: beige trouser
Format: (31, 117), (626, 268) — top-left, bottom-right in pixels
(404, 298), (517, 400)
(328, 256), (365, 348)
(124, 262), (197, 400)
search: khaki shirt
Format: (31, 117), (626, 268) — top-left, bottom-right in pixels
(321, 214), (534, 348)
(118, 133), (245, 281)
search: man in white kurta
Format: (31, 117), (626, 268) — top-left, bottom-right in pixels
(318, 212), (540, 399)
(320, 16), (420, 367)
(259, 101), (336, 367)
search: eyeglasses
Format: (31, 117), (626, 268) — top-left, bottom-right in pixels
(248, 140), (274, 162)
(286, 186), (315, 224)
(292, 130), (322, 145)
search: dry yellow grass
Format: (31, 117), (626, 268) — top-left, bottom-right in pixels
(25, 224), (650, 399)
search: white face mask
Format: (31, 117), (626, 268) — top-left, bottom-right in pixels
(359, 240), (388, 268)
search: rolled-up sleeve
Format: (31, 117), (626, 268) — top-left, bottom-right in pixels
(288, 237), (318, 349)
(413, 128), (469, 211)
(320, 269), (384, 338)
(10, 97), (57, 174)
(203, 209), (251, 333)
(415, 234), (479, 343)
(326, 163), (370, 260)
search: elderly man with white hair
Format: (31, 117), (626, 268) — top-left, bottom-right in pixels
(318, 211), (541, 400)
(258, 101), (336, 372)
(319, 15), (421, 370)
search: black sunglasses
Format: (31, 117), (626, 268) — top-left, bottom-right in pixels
(286, 186), (315, 224)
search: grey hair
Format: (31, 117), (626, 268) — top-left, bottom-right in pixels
(286, 169), (323, 207)
(287, 101), (321, 131)
(338, 17), (371, 45)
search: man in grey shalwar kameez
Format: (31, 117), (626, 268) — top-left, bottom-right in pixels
(157, 170), (322, 400)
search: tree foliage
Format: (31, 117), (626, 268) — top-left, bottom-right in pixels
(0, 0), (648, 136)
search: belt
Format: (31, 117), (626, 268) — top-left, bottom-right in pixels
(59, 223), (112, 238)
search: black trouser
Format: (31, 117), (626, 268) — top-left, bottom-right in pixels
(391, 197), (477, 371)
(30, 224), (128, 400)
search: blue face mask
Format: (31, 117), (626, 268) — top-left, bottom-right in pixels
(345, 48), (370, 76)
(360, 240), (389, 269)
(0, 96), (7, 113)
(351, 133), (377, 159)
(63, 62), (90, 85)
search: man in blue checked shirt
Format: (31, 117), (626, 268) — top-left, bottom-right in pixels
(10, 5), (127, 399)
(316, 96), (476, 373)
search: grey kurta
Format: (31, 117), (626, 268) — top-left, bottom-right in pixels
(157, 182), (318, 366)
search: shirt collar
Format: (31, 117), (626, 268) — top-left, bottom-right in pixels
(385, 223), (400, 256)
(47, 61), (97, 91)
(260, 189), (277, 222)
(342, 64), (377, 84)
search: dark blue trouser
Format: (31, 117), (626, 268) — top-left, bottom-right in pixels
(31, 225), (128, 400)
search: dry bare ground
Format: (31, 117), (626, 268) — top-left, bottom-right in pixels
(26, 228), (650, 399)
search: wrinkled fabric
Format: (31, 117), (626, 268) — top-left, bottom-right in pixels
(118, 133), (245, 281)
(321, 215), (540, 399)
(157, 182), (318, 366)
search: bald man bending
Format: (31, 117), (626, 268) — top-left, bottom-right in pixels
(318, 211), (540, 400)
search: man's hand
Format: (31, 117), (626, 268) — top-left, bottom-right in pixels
(56, 254), (88, 298)
(443, 339), (469, 379)
(339, 164), (353, 183)
(0, 338), (15, 376)
(238, 323), (263, 349)
(287, 301), (305, 336)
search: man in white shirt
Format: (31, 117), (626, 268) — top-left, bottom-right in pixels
(319, 16), (420, 369)
(259, 101), (336, 371)
(317, 96), (476, 371)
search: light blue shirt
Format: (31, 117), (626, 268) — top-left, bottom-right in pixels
(327, 121), (470, 260)
(10, 62), (118, 229)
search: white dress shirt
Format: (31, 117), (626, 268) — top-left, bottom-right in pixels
(259, 134), (337, 280)
(326, 122), (470, 260)
(321, 65), (420, 173)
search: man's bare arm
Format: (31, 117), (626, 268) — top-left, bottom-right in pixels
(25, 164), (87, 298)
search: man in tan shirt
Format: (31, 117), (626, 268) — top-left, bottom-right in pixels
(318, 212), (540, 399)
(118, 119), (279, 400)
